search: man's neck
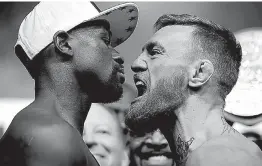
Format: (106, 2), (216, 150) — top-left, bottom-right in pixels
(33, 73), (91, 135)
(161, 95), (229, 165)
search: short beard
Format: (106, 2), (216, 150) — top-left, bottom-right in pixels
(125, 69), (187, 135)
(78, 67), (123, 103)
(92, 76), (123, 104)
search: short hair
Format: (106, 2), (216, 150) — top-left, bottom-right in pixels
(154, 14), (242, 99)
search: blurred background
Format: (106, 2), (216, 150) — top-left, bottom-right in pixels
(0, 1), (261, 152)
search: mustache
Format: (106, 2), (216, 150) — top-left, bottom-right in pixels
(133, 142), (173, 160)
(133, 73), (147, 83)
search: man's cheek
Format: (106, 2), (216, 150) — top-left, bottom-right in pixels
(151, 64), (165, 78)
(97, 65), (112, 80)
(151, 65), (168, 88)
(152, 64), (176, 78)
(131, 139), (145, 149)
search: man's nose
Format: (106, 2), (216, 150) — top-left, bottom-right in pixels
(84, 134), (97, 148)
(145, 130), (168, 150)
(131, 56), (147, 73)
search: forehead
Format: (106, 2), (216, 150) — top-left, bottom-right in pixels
(85, 104), (118, 127)
(146, 25), (195, 49)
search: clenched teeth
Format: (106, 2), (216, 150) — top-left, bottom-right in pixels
(148, 155), (169, 162)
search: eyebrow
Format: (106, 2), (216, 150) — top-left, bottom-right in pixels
(94, 124), (111, 131)
(142, 41), (166, 52)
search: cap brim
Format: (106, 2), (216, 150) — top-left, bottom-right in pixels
(85, 3), (138, 47)
(224, 110), (262, 126)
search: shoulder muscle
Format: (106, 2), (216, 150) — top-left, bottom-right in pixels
(186, 145), (262, 166)
(27, 124), (86, 166)
(1, 117), (86, 166)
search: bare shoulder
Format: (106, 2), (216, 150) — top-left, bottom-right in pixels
(186, 136), (262, 166)
(0, 109), (89, 166)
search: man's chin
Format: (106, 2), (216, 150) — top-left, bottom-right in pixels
(92, 87), (123, 103)
(125, 96), (176, 135)
(90, 81), (123, 103)
(125, 106), (162, 135)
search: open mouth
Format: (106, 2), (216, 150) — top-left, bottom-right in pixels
(134, 75), (147, 98)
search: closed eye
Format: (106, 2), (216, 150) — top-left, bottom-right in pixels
(97, 130), (110, 134)
(102, 38), (111, 46)
(143, 41), (165, 57)
(149, 49), (162, 56)
(95, 126), (111, 135)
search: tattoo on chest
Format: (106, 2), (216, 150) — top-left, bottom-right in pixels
(221, 117), (237, 134)
(175, 134), (194, 164)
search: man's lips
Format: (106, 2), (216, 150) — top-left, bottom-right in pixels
(117, 67), (125, 83)
(134, 75), (145, 85)
(138, 151), (174, 166)
(139, 151), (173, 160)
(118, 67), (125, 74)
(93, 153), (105, 158)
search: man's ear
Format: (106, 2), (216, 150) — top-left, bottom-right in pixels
(188, 59), (214, 88)
(53, 30), (73, 57)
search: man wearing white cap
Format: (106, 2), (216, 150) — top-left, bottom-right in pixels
(0, 2), (138, 166)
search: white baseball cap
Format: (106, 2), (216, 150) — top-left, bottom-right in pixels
(15, 1), (139, 60)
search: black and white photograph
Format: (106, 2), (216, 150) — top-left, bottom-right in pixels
(0, 1), (262, 166)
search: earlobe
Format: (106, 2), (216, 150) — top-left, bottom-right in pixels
(189, 60), (214, 88)
(53, 30), (73, 57)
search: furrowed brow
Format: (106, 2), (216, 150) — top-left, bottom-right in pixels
(142, 41), (165, 52)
